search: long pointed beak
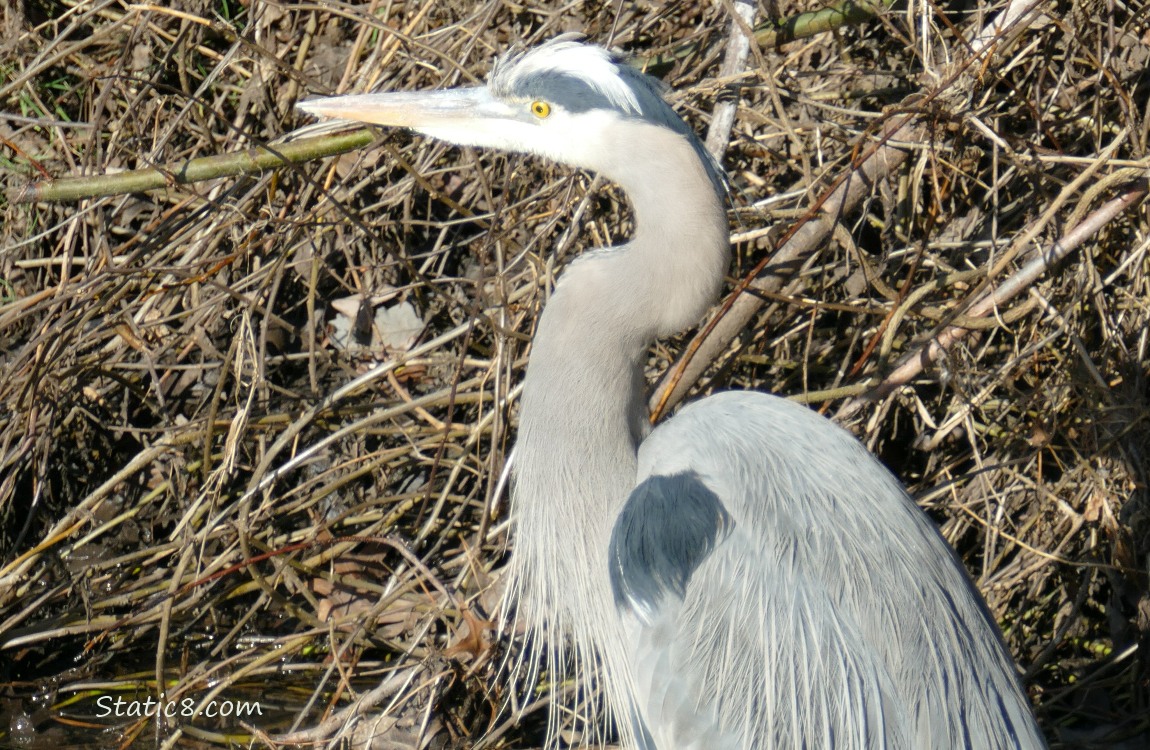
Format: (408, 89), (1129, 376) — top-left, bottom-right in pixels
(297, 87), (512, 130)
(297, 86), (542, 155)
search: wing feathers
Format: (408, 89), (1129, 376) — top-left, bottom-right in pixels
(613, 391), (1045, 749)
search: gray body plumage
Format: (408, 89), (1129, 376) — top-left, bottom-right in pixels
(298, 35), (1046, 750)
(621, 392), (1042, 748)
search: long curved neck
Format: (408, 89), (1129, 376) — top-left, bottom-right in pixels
(508, 121), (729, 655)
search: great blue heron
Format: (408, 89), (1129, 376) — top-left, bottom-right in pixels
(299, 36), (1047, 749)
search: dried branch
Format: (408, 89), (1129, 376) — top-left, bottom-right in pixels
(650, 0), (1047, 416)
(838, 178), (1149, 417)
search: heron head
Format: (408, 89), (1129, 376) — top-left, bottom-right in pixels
(296, 35), (725, 199)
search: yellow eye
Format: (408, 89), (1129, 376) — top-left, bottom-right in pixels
(531, 100), (551, 118)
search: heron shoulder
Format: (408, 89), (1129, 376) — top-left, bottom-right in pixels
(631, 391), (955, 583)
(608, 470), (732, 624)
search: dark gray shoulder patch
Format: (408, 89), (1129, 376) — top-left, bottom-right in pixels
(608, 471), (733, 616)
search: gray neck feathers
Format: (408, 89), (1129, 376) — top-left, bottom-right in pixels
(504, 106), (729, 743)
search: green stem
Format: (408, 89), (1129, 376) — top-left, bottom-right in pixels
(641, 0), (891, 75)
(7, 129), (375, 204)
(762, 0), (890, 47)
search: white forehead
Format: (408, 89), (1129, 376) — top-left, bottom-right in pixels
(490, 37), (646, 115)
